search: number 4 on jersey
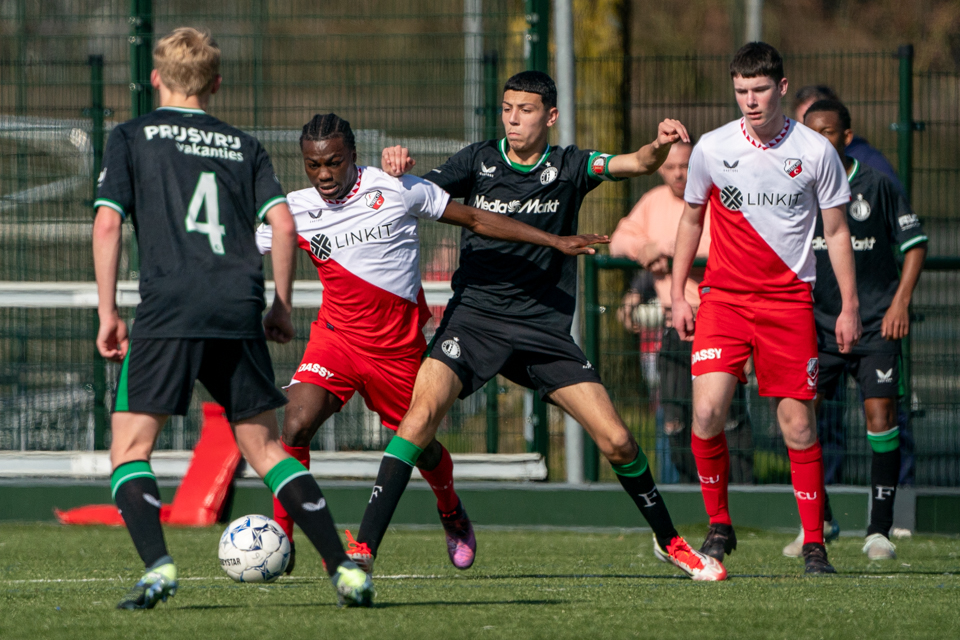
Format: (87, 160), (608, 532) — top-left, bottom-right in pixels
(186, 172), (226, 254)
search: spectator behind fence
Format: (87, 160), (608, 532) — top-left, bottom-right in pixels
(794, 85), (916, 486)
(610, 142), (752, 484)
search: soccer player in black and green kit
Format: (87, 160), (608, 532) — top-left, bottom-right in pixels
(787, 99), (927, 560)
(360, 71), (727, 581)
(92, 28), (373, 608)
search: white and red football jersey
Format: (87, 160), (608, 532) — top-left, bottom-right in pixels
(685, 117), (850, 306)
(256, 166), (450, 354)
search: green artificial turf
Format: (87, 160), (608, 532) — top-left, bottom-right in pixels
(0, 523), (957, 639)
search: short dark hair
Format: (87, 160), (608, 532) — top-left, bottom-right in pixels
(503, 71), (557, 109)
(793, 85), (839, 111)
(803, 99), (852, 131)
(730, 42), (784, 83)
(300, 113), (356, 150)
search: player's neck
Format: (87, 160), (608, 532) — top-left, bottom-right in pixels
(743, 112), (786, 145)
(843, 156), (855, 176)
(505, 139), (549, 166)
(158, 90), (209, 112)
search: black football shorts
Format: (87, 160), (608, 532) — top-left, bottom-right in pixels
(428, 302), (602, 400)
(817, 350), (900, 399)
(114, 337), (288, 422)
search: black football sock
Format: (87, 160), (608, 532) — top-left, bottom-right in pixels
(868, 440), (901, 537)
(823, 491), (834, 524)
(265, 458), (347, 577)
(111, 461), (170, 569)
(613, 452), (679, 550)
(357, 436), (422, 556)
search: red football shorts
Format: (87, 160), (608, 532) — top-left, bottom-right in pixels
(691, 299), (818, 400)
(289, 321), (420, 430)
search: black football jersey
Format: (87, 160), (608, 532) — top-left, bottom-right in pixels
(95, 107), (287, 339)
(425, 138), (619, 329)
(812, 160), (927, 354)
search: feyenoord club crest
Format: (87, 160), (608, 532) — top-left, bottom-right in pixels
(850, 193), (871, 221)
(591, 156), (606, 175)
(540, 166), (558, 185)
(719, 185), (743, 211)
(309, 233), (332, 261)
(364, 190), (385, 210)
(784, 158), (803, 178)
(441, 338), (461, 359)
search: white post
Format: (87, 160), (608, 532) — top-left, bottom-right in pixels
(554, 0), (584, 485)
(745, 0), (763, 42)
(464, 0), (483, 142)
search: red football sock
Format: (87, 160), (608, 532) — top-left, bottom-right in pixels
(691, 432), (732, 525)
(418, 444), (459, 513)
(273, 442), (311, 540)
(789, 443), (825, 545)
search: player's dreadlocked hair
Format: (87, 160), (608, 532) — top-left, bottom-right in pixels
(803, 99), (852, 131)
(300, 113), (356, 150)
(730, 42), (784, 83)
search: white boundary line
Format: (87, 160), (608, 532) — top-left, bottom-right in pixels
(0, 574), (445, 585)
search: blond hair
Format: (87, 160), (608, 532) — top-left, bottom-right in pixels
(153, 28), (220, 97)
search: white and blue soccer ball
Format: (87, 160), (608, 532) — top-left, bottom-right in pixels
(218, 514), (291, 583)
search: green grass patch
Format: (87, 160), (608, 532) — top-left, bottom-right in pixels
(0, 523), (957, 639)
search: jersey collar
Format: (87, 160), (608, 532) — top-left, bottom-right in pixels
(847, 158), (860, 183)
(499, 138), (552, 173)
(321, 166), (363, 205)
(740, 116), (790, 150)
(157, 106), (206, 115)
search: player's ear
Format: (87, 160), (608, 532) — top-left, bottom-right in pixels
(546, 106), (559, 128)
(209, 75), (222, 95)
(150, 68), (162, 91)
(351, 148), (358, 164)
(843, 129), (854, 147)
(778, 77), (789, 98)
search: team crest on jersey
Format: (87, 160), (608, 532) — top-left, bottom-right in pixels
(310, 233), (332, 261)
(784, 158), (803, 178)
(364, 190), (385, 210)
(441, 338), (461, 359)
(719, 185), (743, 211)
(850, 193), (871, 221)
(540, 166), (558, 185)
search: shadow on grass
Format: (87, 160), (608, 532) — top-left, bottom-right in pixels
(176, 599), (567, 611)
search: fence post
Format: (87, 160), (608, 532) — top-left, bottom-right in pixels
(485, 378), (499, 454)
(896, 44), (915, 421)
(582, 254), (600, 481)
(128, 0), (152, 276)
(483, 51), (499, 141)
(89, 54), (109, 450)
(524, 0), (549, 73)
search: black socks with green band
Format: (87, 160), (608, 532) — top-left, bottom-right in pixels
(613, 451), (679, 550)
(112, 460), (169, 568)
(357, 436), (423, 555)
(264, 458), (347, 577)
(868, 428), (900, 537)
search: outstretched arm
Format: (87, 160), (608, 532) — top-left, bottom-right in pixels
(882, 243), (927, 340)
(439, 200), (609, 256)
(607, 119), (691, 178)
(93, 207), (127, 362)
(670, 202), (706, 341)
(821, 205), (862, 353)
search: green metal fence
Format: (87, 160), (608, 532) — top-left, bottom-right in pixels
(1, 1), (959, 485)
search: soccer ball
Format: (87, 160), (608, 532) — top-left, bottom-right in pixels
(218, 514), (291, 583)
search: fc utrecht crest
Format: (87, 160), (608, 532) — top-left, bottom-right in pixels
(784, 158), (803, 178)
(365, 190), (385, 210)
(591, 156), (606, 175)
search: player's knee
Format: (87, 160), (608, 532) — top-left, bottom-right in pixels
(280, 414), (314, 448)
(600, 429), (637, 465)
(692, 403), (726, 437)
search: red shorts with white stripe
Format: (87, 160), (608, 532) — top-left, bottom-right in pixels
(691, 298), (818, 400)
(289, 321), (420, 430)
